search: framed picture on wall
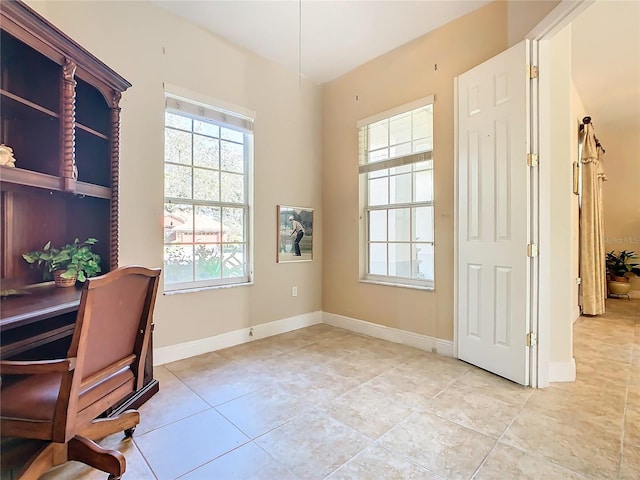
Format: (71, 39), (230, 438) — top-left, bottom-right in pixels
(277, 205), (313, 263)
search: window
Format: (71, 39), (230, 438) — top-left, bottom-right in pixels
(358, 96), (434, 288)
(163, 94), (253, 291)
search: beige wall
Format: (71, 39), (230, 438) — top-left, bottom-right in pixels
(600, 123), (640, 294)
(322, 2), (509, 341)
(27, 1), (323, 348)
(601, 123), (640, 294)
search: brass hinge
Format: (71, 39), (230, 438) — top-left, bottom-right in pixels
(527, 65), (538, 79)
(526, 332), (537, 347)
(527, 244), (538, 257)
(527, 153), (538, 167)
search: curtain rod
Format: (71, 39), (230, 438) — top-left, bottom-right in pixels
(579, 116), (591, 131)
(579, 115), (605, 153)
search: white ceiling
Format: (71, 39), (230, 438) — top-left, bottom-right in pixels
(153, 0), (491, 84)
(153, 0), (638, 132)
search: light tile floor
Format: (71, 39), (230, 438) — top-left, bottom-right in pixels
(38, 298), (639, 480)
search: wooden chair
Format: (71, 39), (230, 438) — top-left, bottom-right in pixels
(0, 266), (161, 479)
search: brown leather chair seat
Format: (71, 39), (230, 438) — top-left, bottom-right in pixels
(1, 367), (134, 425)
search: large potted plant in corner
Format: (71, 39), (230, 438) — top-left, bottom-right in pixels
(605, 250), (640, 297)
(22, 238), (102, 287)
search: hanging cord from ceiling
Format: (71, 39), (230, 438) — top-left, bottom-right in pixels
(298, 0), (302, 86)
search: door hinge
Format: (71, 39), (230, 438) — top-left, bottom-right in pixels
(527, 153), (538, 167)
(526, 332), (537, 347)
(527, 244), (538, 257)
(527, 65), (538, 79)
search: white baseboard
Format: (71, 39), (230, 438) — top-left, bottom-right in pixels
(548, 358), (576, 382)
(323, 312), (454, 357)
(630, 290), (640, 299)
(154, 311), (322, 366)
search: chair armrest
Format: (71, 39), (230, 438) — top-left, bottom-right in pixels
(0, 358), (77, 375)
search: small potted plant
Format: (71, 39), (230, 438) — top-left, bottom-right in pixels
(605, 250), (640, 297)
(22, 238), (102, 287)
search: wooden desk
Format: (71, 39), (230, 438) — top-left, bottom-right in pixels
(0, 282), (159, 412)
(1, 283), (80, 359)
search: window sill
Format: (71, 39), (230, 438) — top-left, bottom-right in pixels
(359, 278), (434, 291)
(164, 281), (253, 296)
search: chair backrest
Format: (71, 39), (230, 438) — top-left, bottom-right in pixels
(58, 266), (160, 439)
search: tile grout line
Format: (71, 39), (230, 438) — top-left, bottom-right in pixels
(130, 435), (161, 480)
(467, 386), (534, 479)
(619, 314), (640, 480)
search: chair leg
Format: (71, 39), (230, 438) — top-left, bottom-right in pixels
(67, 436), (126, 479)
(77, 409), (140, 441)
(6, 442), (59, 480)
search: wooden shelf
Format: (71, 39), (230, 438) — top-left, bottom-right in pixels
(0, 88), (59, 118)
(75, 181), (111, 199)
(0, 165), (63, 191)
(0, 166), (111, 199)
(76, 121), (108, 140)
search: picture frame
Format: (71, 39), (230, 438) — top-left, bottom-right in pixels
(277, 205), (313, 263)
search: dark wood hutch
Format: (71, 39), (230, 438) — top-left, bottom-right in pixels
(0, 1), (158, 411)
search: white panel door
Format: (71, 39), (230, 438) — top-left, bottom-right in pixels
(457, 40), (532, 385)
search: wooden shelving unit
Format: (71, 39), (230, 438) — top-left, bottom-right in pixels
(0, 0), (158, 411)
(0, 1), (130, 283)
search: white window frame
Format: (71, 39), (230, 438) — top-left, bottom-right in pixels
(358, 95), (435, 289)
(163, 91), (254, 293)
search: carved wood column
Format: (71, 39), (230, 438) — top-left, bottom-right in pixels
(109, 91), (122, 270)
(61, 58), (76, 191)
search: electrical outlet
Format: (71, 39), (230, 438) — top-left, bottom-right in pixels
(292, 286), (298, 297)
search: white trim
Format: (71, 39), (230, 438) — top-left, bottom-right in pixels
(323, 312), (454, 357)
(526, 0), (594, 41)
(534, 0), (590, 389)
(163, 82), (256, 121)
(548, 358), (576, 383)
(537, 36), (552, 389)
(153, 311), (322, 366)
(453, 76), (459, 359)
(527, 37), (539, 389)
(357, 94), (434, 128)
(165, 95), (253, 133)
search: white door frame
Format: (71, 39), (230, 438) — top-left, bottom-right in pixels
(454, 0), (593, 388)
(530, 0), (593, 388)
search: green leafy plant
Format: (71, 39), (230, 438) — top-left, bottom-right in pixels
(22, 238), (101, 282)
(606, 250), (640, 279)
